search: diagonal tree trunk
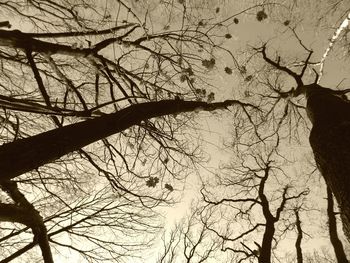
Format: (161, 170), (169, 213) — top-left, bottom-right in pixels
(307, 84), (350, 244)
(0, 99), (244, 181)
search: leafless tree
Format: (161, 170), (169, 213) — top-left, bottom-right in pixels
(164, 2), (350, 262)
(156, 206), (221, 263)
(254, 36), (350, 244)
(0, 0), (265, 262)
(199, 146), (310, 263)
(1, 1), (350, 262)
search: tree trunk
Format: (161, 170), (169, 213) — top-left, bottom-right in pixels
(327, 187), (348, 263)
(307, 84), (350, 243)
(0, 99), (237, 181)
(259, 223), (275, 263)
(294, 209), (303, 263)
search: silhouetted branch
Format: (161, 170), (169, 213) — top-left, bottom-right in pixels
(0, 99), (254, 181)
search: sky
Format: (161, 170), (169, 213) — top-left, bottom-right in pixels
(146, 0), (350, 261)
(2, 0), (350, 262)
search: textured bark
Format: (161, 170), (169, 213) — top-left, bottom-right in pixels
(0, 99), (239, 181)
(307, 84), (350, 243)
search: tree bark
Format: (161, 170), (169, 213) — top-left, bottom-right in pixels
(0, 99), (240, 181)
(307, 84), (350, 244)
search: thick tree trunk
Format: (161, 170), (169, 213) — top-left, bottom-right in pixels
(259, 223), (275, 263)
(0, 99), (238, 181)
(307, 84), (350, 243)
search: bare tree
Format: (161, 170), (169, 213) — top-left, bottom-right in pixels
(199, 146), (310, 263)
(256, 37), (350, 243)
(1, 1), (350, 262)
(156, 206), (221, 263)
(0, 0), (264, 262)
(163, 2), (350, 262)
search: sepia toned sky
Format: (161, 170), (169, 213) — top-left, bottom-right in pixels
(4, 0), (350, 262)
(146, 1), (350, 262)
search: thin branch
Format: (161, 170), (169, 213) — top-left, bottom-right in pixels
(27, 23), (138, 38)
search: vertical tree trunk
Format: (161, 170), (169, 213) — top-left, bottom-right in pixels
(327, 187), (348, 263)
(294, 209), (303, 263)
(259, 223), (275, 263)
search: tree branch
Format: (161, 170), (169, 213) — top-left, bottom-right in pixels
(0, 181), (53, 263)
(0, 99), (254, 181)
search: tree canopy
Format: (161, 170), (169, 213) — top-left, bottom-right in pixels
(0, 0), (350, 262)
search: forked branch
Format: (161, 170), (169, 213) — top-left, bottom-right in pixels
(258, 44), (314, 96)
